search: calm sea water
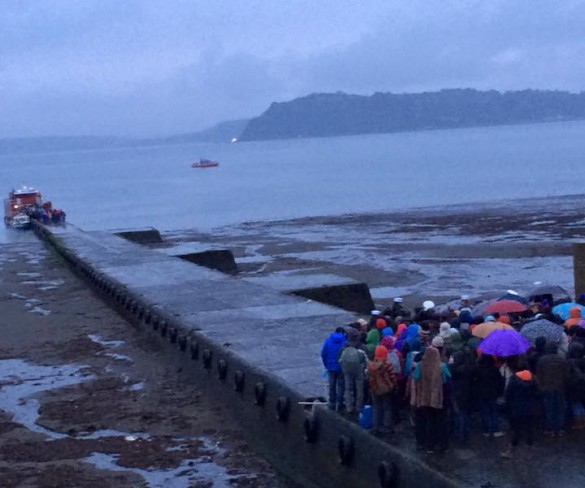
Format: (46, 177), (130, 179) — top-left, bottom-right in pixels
(2, 120), (585, 243)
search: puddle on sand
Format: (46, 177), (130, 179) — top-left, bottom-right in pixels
(105, 353), (134, 362)
(0, 360), (245, 487)
(88, 334), (126, 348)
(28, 306), (51, 316)
(0, 359), (93, 439)
(84, 436), (250, 488)
(17, 272), (42, 278)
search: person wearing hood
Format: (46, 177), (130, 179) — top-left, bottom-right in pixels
(445, 329), (463, 355)
(500, 364), (539, 459)
(439, 322), (452, 339)
(536, 342), (570, 436)
(381, 336), (404, 425)
(527, 336), (548, 373)
(338, 327), (368, 415)
(564, 306), (583, 328)
(368, 345), (397, 437)
(411, 345), (451, 454)
(393, 322), (410, 351)
(365, 327), (381, 360)
(377, 317), (394, 339)
(320, 327), (348, 412)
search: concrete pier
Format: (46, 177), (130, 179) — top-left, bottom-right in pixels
(33, 221), (463, 488)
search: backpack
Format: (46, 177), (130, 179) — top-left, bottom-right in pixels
(339, 346), (366, 376)
(387, 350), (402, 377)
(368, 360), (395, 395)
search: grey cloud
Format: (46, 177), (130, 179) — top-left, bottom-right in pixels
(1, 1), (584, 137)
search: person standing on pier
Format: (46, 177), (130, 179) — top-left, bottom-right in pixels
(321, 327), (348, 412)
(339, 327), (368, 415)
(368, 345), (397, 437)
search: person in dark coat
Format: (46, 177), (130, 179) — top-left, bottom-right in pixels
(567, 342), (585, 430)
(320, 327), (348, 411)
(526, 336), (547, 373)
(536, 342), (570, 436)
(473, 354), (505, 437)
(571, 326), (585, 348)
(500, 364), (539, 458)
(449, 347), (474, 445)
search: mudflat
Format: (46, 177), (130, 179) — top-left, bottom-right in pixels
(163, 194), (585, 311)
(0, 238), (289, 487)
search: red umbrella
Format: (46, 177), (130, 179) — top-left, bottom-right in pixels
(484, 299), (527, 315)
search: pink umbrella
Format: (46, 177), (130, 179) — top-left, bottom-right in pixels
(483, 299), (527, 315)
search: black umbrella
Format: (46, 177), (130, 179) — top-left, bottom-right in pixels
(498, 291), (529, 305)
(524, 283), (571, 304)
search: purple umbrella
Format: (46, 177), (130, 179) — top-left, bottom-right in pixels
(478, 330), (531, 357)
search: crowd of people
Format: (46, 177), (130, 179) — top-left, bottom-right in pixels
(25, 201), (66, 224)
(320, 292), (585, 457)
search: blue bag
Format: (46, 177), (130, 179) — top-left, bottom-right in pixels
(359, 404), (373, 430)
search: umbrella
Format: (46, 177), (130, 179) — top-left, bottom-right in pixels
(484, 299), (528, 315)
(498, 292), (529, 305)
(552, 302), (585, 321)
(520, 319), (565, 344)
(434, 298), (464, 314)
(471, 321), (515, 339)
(525, 283), (571, 304)
(478, 330), (531, 357)
(471, 299), (498, 317)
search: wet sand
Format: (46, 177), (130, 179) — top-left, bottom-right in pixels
(0, 238), (289, 487)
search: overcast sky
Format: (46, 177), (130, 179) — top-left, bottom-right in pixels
(2, 0), (584, 138)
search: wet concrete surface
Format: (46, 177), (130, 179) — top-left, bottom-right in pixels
(0, 239), (291, 488)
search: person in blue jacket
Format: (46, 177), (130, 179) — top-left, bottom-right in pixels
(321, 327), (348, 411)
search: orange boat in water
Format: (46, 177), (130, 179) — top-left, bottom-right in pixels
(191, 158), (220, 168)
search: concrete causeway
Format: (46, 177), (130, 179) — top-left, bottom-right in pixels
(35, 222), (464, 488)
(46, 223), (352, 398)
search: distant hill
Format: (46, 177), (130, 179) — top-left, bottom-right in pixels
(0, 119), (249, 155)
(238, 89), (585, 141)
